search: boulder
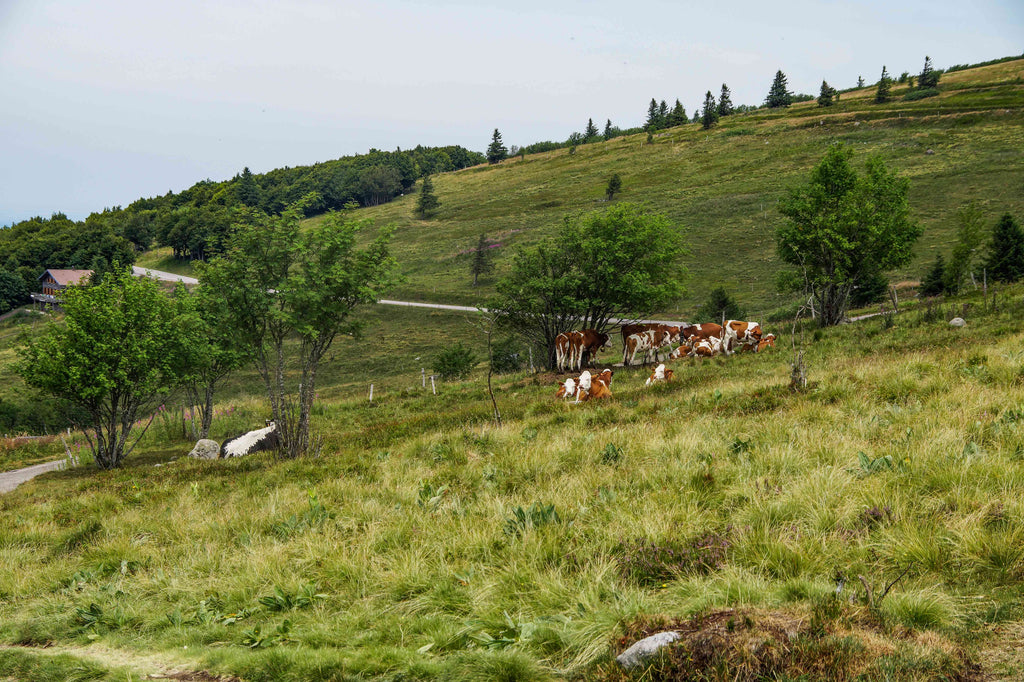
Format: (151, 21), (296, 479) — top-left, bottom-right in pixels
(616, 631), (680, 670)
(188, 439), (220, 460)
(949, 317), (966, 327)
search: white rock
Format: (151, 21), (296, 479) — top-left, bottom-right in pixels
(616, 631), (680, 670)
(188, 439), (220, 460)
(949, 317), (966, 327)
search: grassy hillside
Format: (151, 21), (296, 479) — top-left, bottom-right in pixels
(1, 285), (1024, 680)
(328, 58), (1024, 316)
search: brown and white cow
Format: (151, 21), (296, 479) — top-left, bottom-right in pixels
(691, 336), (723, 358)
(681, 322), (723, 345)
(621, 324), (681, 364)
(554, 377), (577, 400)
(581, 368), (614, 401)
(578, 329), (613, 368)
(645, 363), (674, 386)
(722, 320), (763, 355)
(756, 333), (776, 352)
(624, 329), (673, 366)
(555, 331), (584, 372)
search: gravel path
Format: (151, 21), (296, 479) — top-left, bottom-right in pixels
(0, 459), (65, 493)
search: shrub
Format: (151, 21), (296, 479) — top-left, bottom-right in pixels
(903, 87), (940, 101)
(695, 286), (743, 323)
(433, 343), (477, 380)
(490, 337), (525, 374)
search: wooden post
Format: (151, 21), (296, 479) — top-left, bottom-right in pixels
(369, 384), (374, 403)
(888, 285), (899, 314)
(529, 347), (534, 373)
(430, 376), (436, 395)
(421, 368), (425, 388)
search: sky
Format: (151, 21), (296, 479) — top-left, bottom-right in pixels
(1, 0), (1021, 227)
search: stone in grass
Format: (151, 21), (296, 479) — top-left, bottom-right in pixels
(616, 631), (681, 670)
(188, 439), (220, 460)
(949, 317), (966, 327)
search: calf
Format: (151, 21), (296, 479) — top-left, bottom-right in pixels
(645, 363), (674, 386)
(555, 331), (584, 372)
(221, 421), (279, 458)
(581, 368), (614, 401)
(555, 377), (577, 400)
(691, 336), (722, 358)
(756, 333), (776, 352)
(578, 329), (613, 368)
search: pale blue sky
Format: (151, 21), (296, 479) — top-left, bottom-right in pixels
(1, 0), (1021, 226)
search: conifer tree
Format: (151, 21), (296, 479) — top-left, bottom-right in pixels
(605, 173), (622, 201)
(668, 99), (687, 126)
(765, 70), (793, 108)
(604, 119), (614, 139)
(486, 129), (508, 165)
(470, 233), (495, 286)
(583, 118), (599, 142)
(237, 167), (261, 207)
(984, 213), (1024, 283)
(857, 76), (865, 88)
(658, 100), (669, 124)
(414, 174), (439, 219)
(717, 84), (733, 117)
(817, 80), (837, 107)
(919, 55), (940, 89)
(920, 254), (947, 297)
(875, 66), (892, 103)
(645, 98), (660, 130)
(701, 91), (719, 130)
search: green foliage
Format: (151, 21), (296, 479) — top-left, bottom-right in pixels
(717, 84), (733, 117)
(875, 65), (892, 103)
(491, 203), (688, 368)
(0, 212), (137, 276)
(414, 174), (440, 219)
(918, 55), (941, 89)
(765, 69), (793, 108)
(903, 87), (940, 101)
(17, 267), (188, 469)
(599, 442), (623, 465)
(701, 90), (719, 130)
(583, 118), (599, 143)
(645, 98), (662, 131)
(503, 502), (561, 536)
(271, 490), (334, 539)
(776, 143), (920, 326)
(489, 336), (526, 374)
(984, 213), (1024, 283)
(487, 129), (508, 165)
(695, 286), (743, 322)
(604, 173), (622, 201)
(850, 269), (890, 306)
(433, 342), (477, 380)
(470, 233), (495, 286)
(855, 451), (894, 477)
(241, 619), (293, 648)
(817, 80), (837, 107)
(0, 270), (29, 314)
(945, 201), (987, 293)
(669, 99), (687, 127)
(258, 584), (327, 612)
(199, 197), (398, 457)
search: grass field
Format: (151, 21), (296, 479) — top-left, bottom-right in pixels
(1, 283), (1023, 680)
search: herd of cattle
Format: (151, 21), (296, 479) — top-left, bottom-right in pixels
(553, 319), (775, 402)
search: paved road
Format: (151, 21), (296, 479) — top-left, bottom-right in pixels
(376, 299), (683, 326)
(0, 459), (65, 493)
(132, 266), (199, 285)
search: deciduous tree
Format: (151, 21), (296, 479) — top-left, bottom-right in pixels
(944, 201), (986, 293)
(777, 143), (920, 326)
(17, 267), (188, 469)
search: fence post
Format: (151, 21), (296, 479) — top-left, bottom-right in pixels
(430, 376), (436, 395)
(369, 384), (374, 403)
(421, 368), (425, 388)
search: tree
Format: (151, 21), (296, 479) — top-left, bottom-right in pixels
(491, 203), (688, 368)
(0, 270), (29, 314)
(414, 174), (440, 219)
(357, 165), (403, 207)
(717, 84), (734, 117)
(857, 76), (865, 88)
(604, 119), (615, 139)
(658, 100), (669, 124)
(17, 267), (188, 469)
(605, 173), (622, 201)
(701, 91), (719, 130)
(984, 213), (1024, 283)
(470, 233), (495, 286)
(175, 285), (245, 440)
(695, 286), (743, 323)
(919, 55), (940, 89)
(765, 70), (793, 108)
(818, 80), (837, 107)
(199, 196), (397, 458)
(920, 254), (947, 297)
(668, 99), (687, 127)
(944, 201), (986, 293)
(875, 66), (892, 103)
(645, 98), (661, 130)
(583, 118), (599, 143)
(237, 167), (261, 207)
(777, 143), (921, 327)
(486, 129), (508, 164)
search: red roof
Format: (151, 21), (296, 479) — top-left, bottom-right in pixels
(40, 269), (93, 286)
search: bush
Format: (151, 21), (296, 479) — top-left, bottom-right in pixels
(695, 286), (743, 322)
(433, 343), (477, 380)
(490, 337), (525, 374)
(903, 88), (940, 101)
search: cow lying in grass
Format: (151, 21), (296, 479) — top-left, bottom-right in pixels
(555, 377), (577, 400)
(221, 420), (279, 458)
(645, 363), (674, 386)
(555, 369), (613, 402)
(756, 333), (776, 352)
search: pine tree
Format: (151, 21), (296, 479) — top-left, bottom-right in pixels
(605, 173), (622, 201)
(668, 99), (687, 126)
(470, 233), (495, 286)
(765, 70), (792, 108)
(486, 129), (508, 165)
(701, 91), (719, 130)
(920, 254), (947, 297)
(857, 76), (865, 88)
(645, 98), (660, 130)
(717, 84), (733, 117)
(237, 167), (261, 207)
(875, 66), (892, 103)
(818, 80), (837, 107)
(919, 55), (940, 89)
(984, 213), (1024, 283)
(583, 118), (599, 143)
(414, 174), (439, 219)
(604, 119), (614, 139)
(691, 110), (701, 124)
(658, 100), (669, 125)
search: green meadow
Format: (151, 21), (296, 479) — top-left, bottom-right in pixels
(0, 59), (1023, 680)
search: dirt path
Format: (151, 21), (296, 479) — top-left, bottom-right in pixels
(0, 459), (66, 493)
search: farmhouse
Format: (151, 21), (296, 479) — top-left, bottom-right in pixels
(30, 269), (94, 308)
